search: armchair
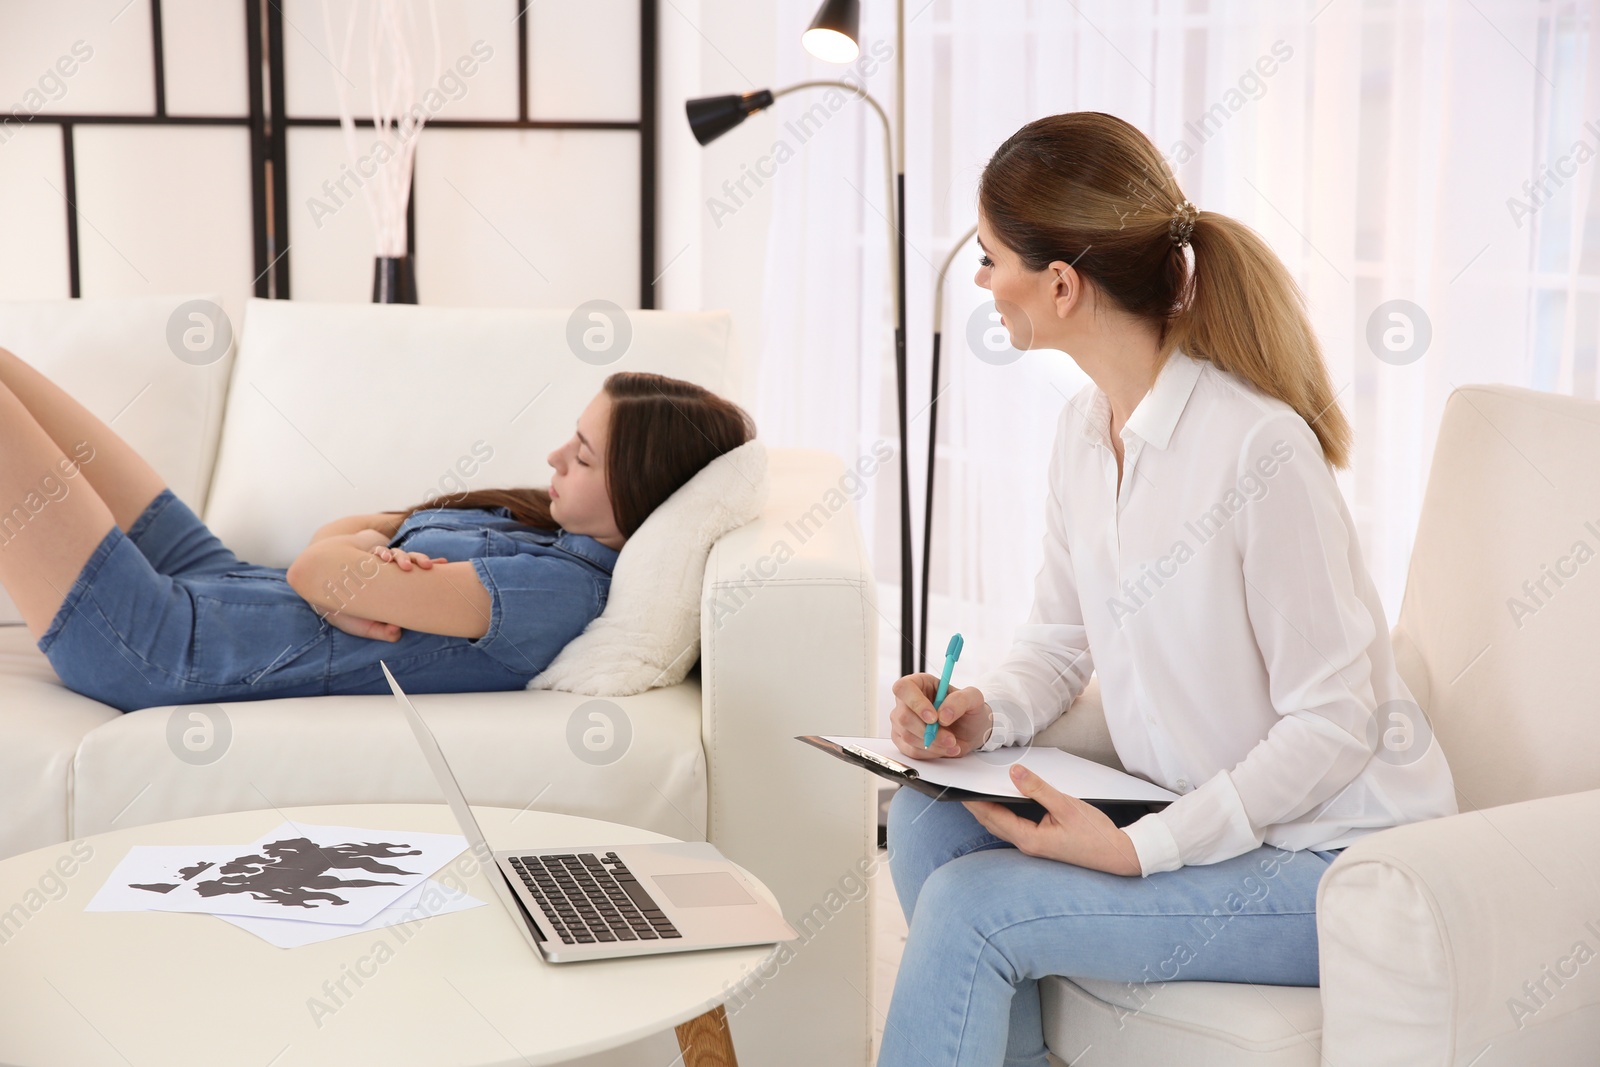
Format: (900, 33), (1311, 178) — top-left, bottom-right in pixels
(1031, 383), (1600, 1065)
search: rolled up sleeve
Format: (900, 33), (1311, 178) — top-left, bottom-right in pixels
(467, 555), (603, 677)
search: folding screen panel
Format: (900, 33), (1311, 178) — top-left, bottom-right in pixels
(0, 0), (658, 314)
(277, 0), (655, 308)
(0, 0), (256, 327)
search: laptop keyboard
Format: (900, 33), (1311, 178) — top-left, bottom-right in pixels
(509, 851), (682, 945)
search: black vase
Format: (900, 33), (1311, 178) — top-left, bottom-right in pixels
(372, 255), (417, 304)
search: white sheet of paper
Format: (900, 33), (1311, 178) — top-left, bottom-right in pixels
(821, 735), (1180, 803)
(85, 845), (254, 912)
(213, 876), (487, 948)
(85, 822), (469, 925)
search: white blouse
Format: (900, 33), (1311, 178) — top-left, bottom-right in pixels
(974, 350), (1458, 875)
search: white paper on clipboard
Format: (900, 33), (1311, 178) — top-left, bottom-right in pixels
(821, 735), (1180, 804)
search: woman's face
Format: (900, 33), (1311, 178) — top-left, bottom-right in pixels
(974, 209), (1069, 351)
(547, 392), (625, 549)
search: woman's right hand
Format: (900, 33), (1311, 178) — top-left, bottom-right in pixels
(889, 673), (993, 761)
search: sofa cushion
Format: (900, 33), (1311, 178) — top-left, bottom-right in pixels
(0, 295), (236, 624)
(202, 299), (742, 567)
(69, 679), (709, 845)
(529, 439), (768, 695)
(0, 626), (122, 860)
(1041, 974), (1323, 1065)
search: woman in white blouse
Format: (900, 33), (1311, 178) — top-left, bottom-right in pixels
(879, 112), (1457, 1067)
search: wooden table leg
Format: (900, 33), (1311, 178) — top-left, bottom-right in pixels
(675, 1004), (738, 1066)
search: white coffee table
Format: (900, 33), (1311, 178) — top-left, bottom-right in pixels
(0, 804), (781, 1066)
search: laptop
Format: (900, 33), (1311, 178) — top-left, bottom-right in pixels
(379, 661), (800, 963)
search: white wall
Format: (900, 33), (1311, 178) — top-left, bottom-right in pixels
(655, 0), (777, 412)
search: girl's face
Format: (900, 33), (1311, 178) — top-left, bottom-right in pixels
(547, 392), (625, 549)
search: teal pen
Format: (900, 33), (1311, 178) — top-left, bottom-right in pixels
(923, 633), (965, 748)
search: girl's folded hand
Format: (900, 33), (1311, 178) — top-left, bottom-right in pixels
(321, 610), (401, 642)
(370, 546), (448, 572)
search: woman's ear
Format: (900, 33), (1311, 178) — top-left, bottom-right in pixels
(1048, 260), (1080, 320)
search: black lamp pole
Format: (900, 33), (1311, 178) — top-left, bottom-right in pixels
(895, 178), (912, 680)
(686, 0), (917, 680)
(890, 0), (913, 683)
(919, 223), (977, 670)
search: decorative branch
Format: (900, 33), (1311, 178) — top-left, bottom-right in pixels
(320, 0), (441, 258)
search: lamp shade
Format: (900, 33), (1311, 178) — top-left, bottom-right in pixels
(802, 0), (861, 63)
(685, 89), (777, 146)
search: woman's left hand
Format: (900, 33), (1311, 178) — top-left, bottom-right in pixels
(962, 763), (1144, 876)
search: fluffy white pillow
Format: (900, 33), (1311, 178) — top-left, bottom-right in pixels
(526, 438), (768, 695)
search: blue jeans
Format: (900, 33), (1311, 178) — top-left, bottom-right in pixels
(879, 786), (1342, 1067)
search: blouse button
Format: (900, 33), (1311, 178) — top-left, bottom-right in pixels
(1175, 777), (1191, 792)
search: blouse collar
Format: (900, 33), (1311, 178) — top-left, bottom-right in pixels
(1075, 348), (1205, 452)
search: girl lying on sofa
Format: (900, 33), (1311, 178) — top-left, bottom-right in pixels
(0, 352), (753, 713)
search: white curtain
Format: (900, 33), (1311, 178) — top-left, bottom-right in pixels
(754, 0), (1600, 729)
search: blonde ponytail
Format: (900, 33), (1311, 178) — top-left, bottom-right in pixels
(1170, 211), (1351, 468)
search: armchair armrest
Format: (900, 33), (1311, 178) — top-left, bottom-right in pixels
(1318, 787), (1600, 1065)
(1030, 674), (1124, 771)
(698, 447), (879, 1067)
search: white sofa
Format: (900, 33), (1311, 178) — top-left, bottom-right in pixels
(1034, 384), (1600, 1065)
(0, 297), (879, 1067)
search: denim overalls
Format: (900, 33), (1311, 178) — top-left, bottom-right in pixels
(36, 488), (615, 713)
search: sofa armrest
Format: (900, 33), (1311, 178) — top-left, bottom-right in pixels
(699, 447), (878, 1067)
(1318, 788), (1600, 1065)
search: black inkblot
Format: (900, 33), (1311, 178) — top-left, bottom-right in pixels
(128, 837), (424, 911)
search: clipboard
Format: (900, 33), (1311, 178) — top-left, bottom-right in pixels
(795, 734), (1176, 809)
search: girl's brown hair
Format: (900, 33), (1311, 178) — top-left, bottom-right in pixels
(979, 111), (1351, 468)
(386, 371), (755, 538)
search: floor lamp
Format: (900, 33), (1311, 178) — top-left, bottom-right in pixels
(685, 0), (918, 680)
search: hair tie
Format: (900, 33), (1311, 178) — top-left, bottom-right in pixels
(1169, 199), (1198, 248)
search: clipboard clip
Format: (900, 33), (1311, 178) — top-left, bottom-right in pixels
(845, 743), (917, 779)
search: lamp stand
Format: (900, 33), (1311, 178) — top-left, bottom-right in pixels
(894, 181), (913, 680)
(920, 223), (978, 671)
(893, 0), (914, 681)
(683, 0), (917, 681)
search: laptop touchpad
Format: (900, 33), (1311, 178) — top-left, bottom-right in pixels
(651, 872), (755, 908)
